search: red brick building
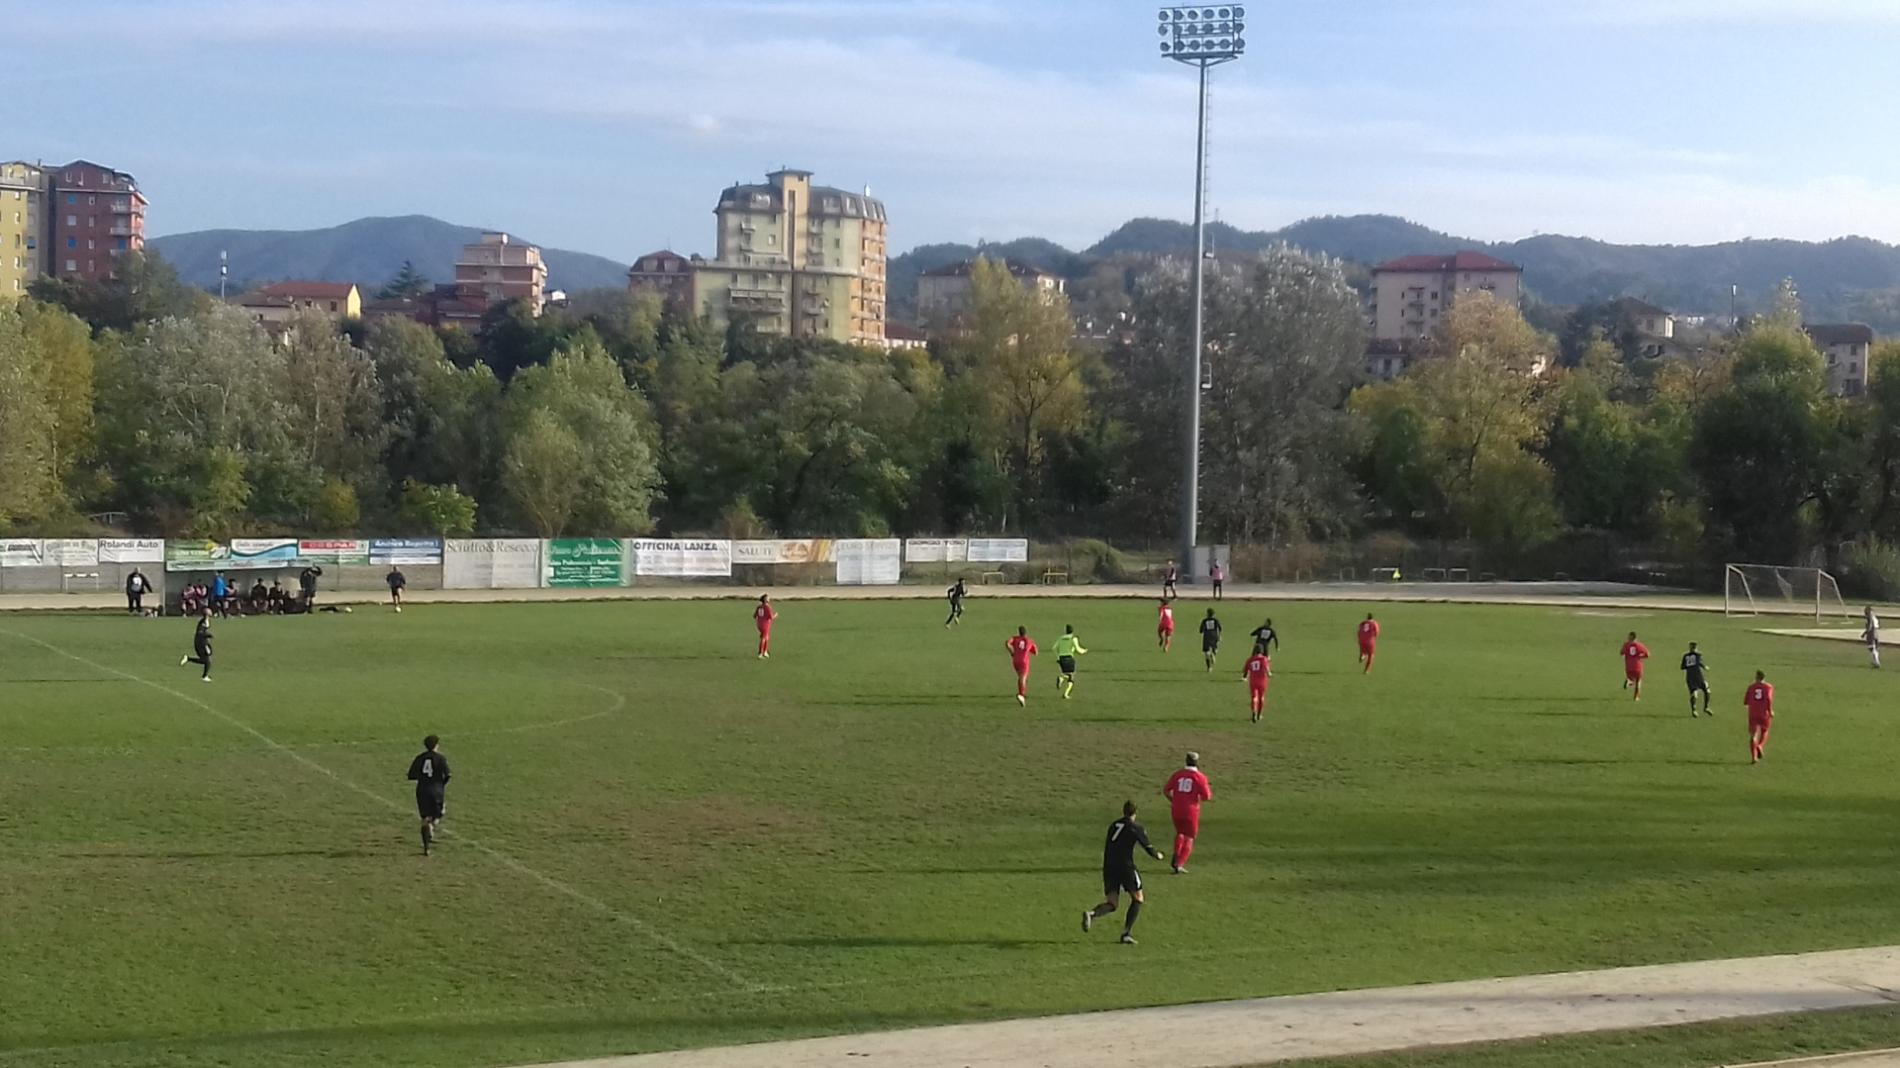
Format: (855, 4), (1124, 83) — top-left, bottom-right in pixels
(50, 160), (146, 282)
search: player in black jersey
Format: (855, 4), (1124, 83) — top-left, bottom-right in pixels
(1199, 609), (1223, 672)
(1082, 801), (1166, 945)
(1250, 618), (1280, 654)
(1681, 642), (1712, 717)
(406, 735), (452, 856)
(179, 608), (214, 682)
(945, 578), (967, 628)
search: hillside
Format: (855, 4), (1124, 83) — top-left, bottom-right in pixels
(891, 214), (1900, 329)
(149, 215), (629, 295)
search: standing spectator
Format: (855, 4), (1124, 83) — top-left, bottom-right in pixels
(298, 565), (323, 611)
(210, 571), (230, 617)
(1162, 560), (1179, 599)
(125, 568), (150, 616)
(1208, 559), (1224, 600)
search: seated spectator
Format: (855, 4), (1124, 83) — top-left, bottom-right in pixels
(249, 580), (268, 614)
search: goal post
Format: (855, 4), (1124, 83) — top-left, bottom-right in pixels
(1724, 564), (1850, 622)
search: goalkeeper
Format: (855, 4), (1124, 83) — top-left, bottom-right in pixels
(1054, 625), (1088, 699)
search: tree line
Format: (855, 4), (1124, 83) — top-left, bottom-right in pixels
(7, 251), (1900, 589)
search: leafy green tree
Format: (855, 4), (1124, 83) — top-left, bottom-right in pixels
(364, 316), (501, 506)
(944, 257), (1089, 525)
(17, 300), (95, 497)
(400, 479), (477, 537)
(0, 305), (58, 526)
(1543, 339), (1691, 537)
(500, 408), (584, 537)
(376, 260), (430, 301)
(1864, 342), (1900, 537)
(283, 314), (385, 500)
(1351, 297), (1559, 553)
(503, 337), (663, 534)
(93, 306), (292, 532)
(28, 251), (212, 335)
(1691, 324), (1830, 561)
(310, 476), (361, 531)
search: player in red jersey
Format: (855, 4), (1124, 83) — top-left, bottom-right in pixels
(1620, 631), (1650, 700)
(1242, 642), (1272, 723)
(1744, 670), (1775, 764)
(1357, 613), (1381, 674)
(1005, 626), (1038, 707)
(753, 594), (777, 659)
(1162, 752), (1212, 874)
(1157, 598), (1175, 652)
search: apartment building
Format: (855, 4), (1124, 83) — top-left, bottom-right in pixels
(1369, 251), (1522, 341)
(454, 232), (547, 311)
(0, 161), (46, 297)
(627, 249), (695, 308)
(1805, 323), (1876, 398)
(915, 257), (1065, 326)
(691, 168), (887, 345)
(50, 159), (146, 282)
(236, 281), (362, 337)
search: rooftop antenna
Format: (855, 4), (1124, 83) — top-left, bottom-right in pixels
(219, 250), (228, 300)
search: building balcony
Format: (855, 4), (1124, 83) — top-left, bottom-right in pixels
(110, 201), (134, 214)
(108, 225), (132, 237)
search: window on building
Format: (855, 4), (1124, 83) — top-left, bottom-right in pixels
(1851, 363), (1860, 376)
(87, 239), (95, 250)
(67, 194), (76, 204)
(66, 215), (76, 226)
(67, 237), (76, 249)
(65, 259), (76, 271)
(87, 195), (95, 205)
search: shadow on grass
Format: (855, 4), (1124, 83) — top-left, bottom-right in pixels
(61, 848), (385, 861)
(726, 935), (1071, 950)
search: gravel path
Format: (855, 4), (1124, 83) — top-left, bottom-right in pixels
(511, 945), (1900, 1068)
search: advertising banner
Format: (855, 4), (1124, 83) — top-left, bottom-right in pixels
(0, 539), (45, 567)
(98, 538), (165, 563)
(298, 539), (370, 565)
(165, 540), (228, 572)
(835, 539), (902, 585)
(732, 539), (836, 565)
(545, 539), (625, 588)
(443, 539), (542, 589)
(228, 538), (300, 570)
(43, 539), (100, 567)
(904, 538), (968, 563)
(966, 537), (1030, 563)
(370, 538), (444, 565)
(630, 539), (732, 577)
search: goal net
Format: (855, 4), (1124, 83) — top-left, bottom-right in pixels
(1724, 564), (1850, 621)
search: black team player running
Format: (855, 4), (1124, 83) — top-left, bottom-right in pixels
(1250, 617), (1281, 656)
(945, 578), (966, 628)
(1083, 801), (1166, 945)
(406, 735), (451, 856)
(386, 566), (407, 612)
(1682, 642), (1712, 717)
(1199, 608), (1222, 672)
(179, 607), (214, 682)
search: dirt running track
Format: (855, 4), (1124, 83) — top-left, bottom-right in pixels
(512, 946), (1900, 1068)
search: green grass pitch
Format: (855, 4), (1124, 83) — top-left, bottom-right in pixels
(1, 598), (1896, 1068)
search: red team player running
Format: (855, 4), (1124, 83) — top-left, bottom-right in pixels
(1163, 752), (1212, 874)
(1620, 631), (1650, 700)
(1357, 613), (1380, 673)
(1157, 599), (1175, 652)
(1006, 626), (1038, 707)
(1745, 670), (1775, 764)
(753, 594), (777, 659)
(1242, 642), (1272, 723)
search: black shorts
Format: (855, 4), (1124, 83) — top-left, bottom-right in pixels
(1058, 656), (1077, 674)
(416, 789), (445, 820)
(1103, 865), (1142, 897)
(1202, 636), (1220, 653)
(1686, 674), (1708, 692)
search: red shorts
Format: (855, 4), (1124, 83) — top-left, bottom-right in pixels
(1011, 658), (1031, 675)
(1625, 665), (1643, 681)
(1749, 711), (1772, 731)
(1171, 807), (1200, 838)
(1159, 625), (1174, 635)
(1249, 683), (1268, 696)
(1359, 641), (1375, 655)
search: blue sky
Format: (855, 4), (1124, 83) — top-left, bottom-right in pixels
(12, 1), (1900, 260)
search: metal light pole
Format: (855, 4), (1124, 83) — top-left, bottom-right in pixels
(1158, 6), (1244, 577)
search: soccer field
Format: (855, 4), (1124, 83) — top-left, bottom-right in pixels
(2, 597), (1895, 1068)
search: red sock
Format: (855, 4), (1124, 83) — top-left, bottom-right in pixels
(1177, 837), (1195, 866)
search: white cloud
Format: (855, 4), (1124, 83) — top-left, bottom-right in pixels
(1560, 0), (1900, 26)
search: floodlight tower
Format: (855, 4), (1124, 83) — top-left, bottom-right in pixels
(1158, 6), (1244, 576)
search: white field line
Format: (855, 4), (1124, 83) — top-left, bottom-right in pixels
(0, 629), (757, 993)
